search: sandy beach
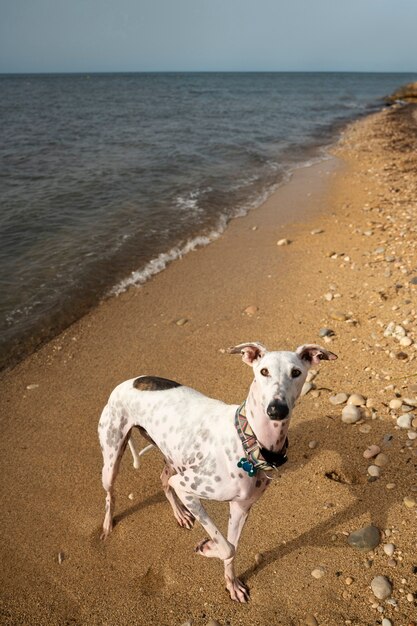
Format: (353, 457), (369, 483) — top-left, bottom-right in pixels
(1, 103), (417, 626)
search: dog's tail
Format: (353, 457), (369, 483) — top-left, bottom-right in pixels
(128, 438), (154, 469)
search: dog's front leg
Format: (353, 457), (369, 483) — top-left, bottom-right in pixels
(224, 499), (253, 602)
(168, 475), (234, 560)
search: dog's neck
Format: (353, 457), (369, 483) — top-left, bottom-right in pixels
(245, 379), (290, 452)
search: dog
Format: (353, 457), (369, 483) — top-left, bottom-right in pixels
(98, 342), (337, 602)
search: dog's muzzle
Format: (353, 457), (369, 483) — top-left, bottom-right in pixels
(266, 400), (289, 420)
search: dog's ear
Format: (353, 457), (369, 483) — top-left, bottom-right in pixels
(296, 344), (338, 365)
(227, 342), (267, 366)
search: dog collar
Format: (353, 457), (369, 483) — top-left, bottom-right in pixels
(234, 402), (288, 477)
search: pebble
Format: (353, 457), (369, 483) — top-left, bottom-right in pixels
(359, 424), (372, 434)
(128, 493), (134, 500)
(277, 238), (290, 246)
(26, 384), (39, 390)
(371, 575), (392, 600)
(387, 558), (397, 567)
(363, 445), (381, 459)
(243, 305), (258, 316)
(345, 576), (354, 585)
(206, 621), (221, 626)
(311, 567), (325, 579)
(341, 404), (361, 424)
(403, 496), (416, 509)
(324, 292), (333, 301)
(175, 318), (188, 326)
(347, 393), (366, 406)
(301, 382), (314, 396)
(382, 619), (393, 626)
(319, 327), (334, 337)
(384, 543), (395, 557)
(408, 431), (417, 440)
(374, 453), (389, 467)
(305, 615), (319, 626)
(410, 276), (417, 285)
(330, 311), (348, 322)
(407, 592), (414, 602)
(254, 552), (263, 565)
(368, 465), (381, 478)
(180, 621), (193, 626)
(400, 336), (413, 347)
(308, 440), (318, 449)
(311, 228), (324, 235)
(386, 483), (396, 490)
(347, 525), (380, 551)
(389, 398), (403, 410)
(58, 551), (64, 565)
(330, 392), (348, 405)
(397, 414), (413, 429)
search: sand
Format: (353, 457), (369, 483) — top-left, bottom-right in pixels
(1, 104), (417, 626)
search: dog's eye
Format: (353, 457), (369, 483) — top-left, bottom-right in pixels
(260, 368), (269, 377)
(291, 368), (302, 378)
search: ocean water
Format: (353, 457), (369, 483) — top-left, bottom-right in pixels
(0, 72), (415, 369)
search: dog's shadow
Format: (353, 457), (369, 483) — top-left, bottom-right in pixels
(241, 408), (410, 584)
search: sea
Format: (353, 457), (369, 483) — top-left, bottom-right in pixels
(1, 72), (416, 370)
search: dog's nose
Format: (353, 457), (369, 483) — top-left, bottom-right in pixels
(266, 400), (289, 420)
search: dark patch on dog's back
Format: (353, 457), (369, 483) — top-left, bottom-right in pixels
(133, 376), (181, 391)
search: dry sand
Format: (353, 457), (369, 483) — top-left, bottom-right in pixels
(1, 104), (417, 626)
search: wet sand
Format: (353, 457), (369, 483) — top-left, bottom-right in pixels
(1, 104), (417, 626)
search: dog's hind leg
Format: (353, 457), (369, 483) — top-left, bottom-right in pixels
(98, 403), (132, 540)
(160, 464), (195, 530)
(223, 499), (253, 602)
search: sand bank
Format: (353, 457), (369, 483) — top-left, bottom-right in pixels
(1, 104), (417, 626)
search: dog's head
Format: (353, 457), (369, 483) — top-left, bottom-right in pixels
(228, 342), (337, 420)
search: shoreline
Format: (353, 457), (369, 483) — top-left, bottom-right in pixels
(1, 104), (417, 626)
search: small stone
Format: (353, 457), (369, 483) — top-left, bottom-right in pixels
(175, 318), (188, 326)
(368, 465), (381, 478)
(407, 592), (414, 602)
(387, 558), (397, 567)
(319, 327), (334, 337)
(403, 496), (416, 509)
(374, 453), (389, 467)
(308, 440), (318, 449)
(359, 424), (372, 434)
(396, 351), (409, 360)
(330, 392), (348, 405)
(400, 336), (413, 347)
(382, 619), (393, 626)
(410, 276), (417, 285)
(330, 311), (348, 322)
(58, 552), (64, 565)
(128, 493), (134, 500)
(254, 552), (263, 566)
(371, 575), (392, 600)
(397, 414), (413, 429)
(363, 445), (381, 459)
(324, 292), (333, 301)
(345, 576), (354, 585)
(311, 228), (324, 235)
(389, 398), (403, 410)
(347, 393), (366, 406)
(386, 483), (396, 490)
(277, 238), (290, 246)
(301, 382), (314, 396)
(243, 305), (258, 316)
(206, 621), (221, 626)
(384, 543), (395, 557)
(305, 615), (319, 626)
(342, 404), (361, 424)
(408, 431), (417, 440)
(26, 384), (39, 390)
(347, 525), (380, 551)
(311, 567), (325, 579)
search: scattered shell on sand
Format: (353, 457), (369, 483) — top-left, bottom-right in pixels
(277, 238), (291, 246)
(397, 414), (413, 429)
(347, 393), (366, 406)
(330, 393), (348, 405)
(368, 465), (381, 478)
(311, 567), (325, 579)
(26, 384), (39, 390)
(58, 552), (64, 565)
(374, 453), (388, 468)
(175, 318), (189, 326)
(389, 398), (402, 410)
(301, 382), (315, 396)
(243, 305), (258, 316)
(403, 496), (416, 509)
(311, 229), (324, 235)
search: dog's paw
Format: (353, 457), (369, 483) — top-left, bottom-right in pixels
(174, 505), (195, 530)
(225, 576), (250, 603)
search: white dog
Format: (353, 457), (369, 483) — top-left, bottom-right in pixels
(98, 342), (337, 602)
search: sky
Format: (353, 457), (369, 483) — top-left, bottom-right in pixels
(1, 0), (416, 73)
